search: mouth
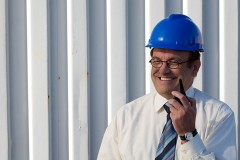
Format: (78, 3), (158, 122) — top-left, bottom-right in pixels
(159, 77), (176, 81)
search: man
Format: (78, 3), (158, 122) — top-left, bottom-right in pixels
(97, 14), (237, 159)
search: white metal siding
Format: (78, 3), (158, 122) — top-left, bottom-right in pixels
(0, 0), (239, 160)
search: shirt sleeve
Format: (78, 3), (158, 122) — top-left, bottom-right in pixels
(179, 134), (215, 159)
(97, 116), (121, 160)
(179, 105), (237, 160)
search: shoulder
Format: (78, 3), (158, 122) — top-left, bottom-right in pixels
(193, 88), (234, 119)
(117, 92), (156, 114)
(108, 92), (156, 133)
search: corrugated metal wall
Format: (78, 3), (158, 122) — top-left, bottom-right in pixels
(0, 0), (239, 160)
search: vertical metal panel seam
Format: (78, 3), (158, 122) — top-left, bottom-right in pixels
(47, 0), (53, 160)
(0, 0), (9, 159)
(9, 0), (29, 159)
(6, 0), (11, 159)
(202, 0), (219, 98)
(89, 0), (108, 159)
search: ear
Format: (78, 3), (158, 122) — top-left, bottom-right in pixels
(191, 60), (201, 77)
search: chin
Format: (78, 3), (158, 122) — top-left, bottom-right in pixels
(157, 89), (173, 99)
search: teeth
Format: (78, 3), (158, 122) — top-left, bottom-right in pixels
(161, 77), (173, 81)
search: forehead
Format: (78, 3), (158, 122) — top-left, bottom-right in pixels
(151, 48), (191, 59)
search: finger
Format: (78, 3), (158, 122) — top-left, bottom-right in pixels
(171, 91), (190, 108)
(186, 97), (197, 111)
(169, 104), (178, 113)
(168, 99), (183, 111)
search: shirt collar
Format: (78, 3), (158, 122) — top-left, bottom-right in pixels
(154, 92), (168, 112)
(154, 86), (195, 112)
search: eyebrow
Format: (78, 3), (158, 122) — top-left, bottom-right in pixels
(151, 57), (181, 61)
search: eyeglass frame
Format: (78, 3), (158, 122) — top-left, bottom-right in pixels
(149, 58), (197, 69)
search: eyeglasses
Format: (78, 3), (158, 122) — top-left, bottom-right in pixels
(149, 58), (194, 69)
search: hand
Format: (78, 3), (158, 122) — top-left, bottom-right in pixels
(168, 91), (197, 136)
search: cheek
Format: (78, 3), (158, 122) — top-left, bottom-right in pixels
(151, 68), (158, 76)
(182, 67), (195, 78)
(180, 70), (195, 86)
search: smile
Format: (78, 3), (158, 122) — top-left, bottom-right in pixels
(160, 77), (175, 81)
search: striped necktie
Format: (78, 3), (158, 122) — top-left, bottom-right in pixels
(155, 104), (177, 160)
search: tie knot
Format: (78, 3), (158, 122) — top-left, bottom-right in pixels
(163, 104), (170, 114)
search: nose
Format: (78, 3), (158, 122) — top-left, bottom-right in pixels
(159, 62), (171, 74)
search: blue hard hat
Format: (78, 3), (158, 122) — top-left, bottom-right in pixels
(146, 14), (204, 52)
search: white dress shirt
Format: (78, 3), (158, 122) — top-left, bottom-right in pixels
(97, 87), (237, 160)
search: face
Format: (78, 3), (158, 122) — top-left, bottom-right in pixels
(151, 48), (201, 99)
